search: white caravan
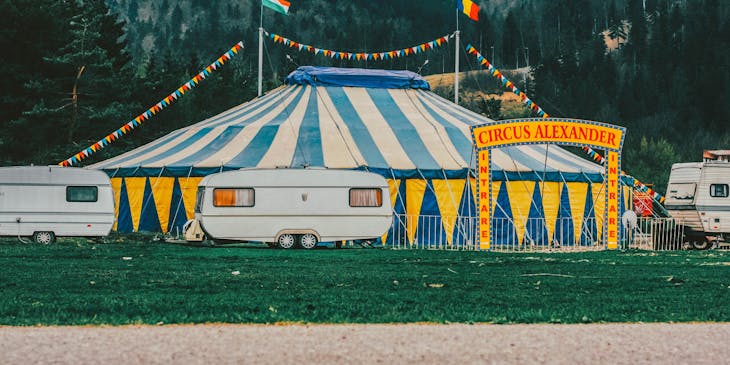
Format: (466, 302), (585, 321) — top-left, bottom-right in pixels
(0, 166), (115, 243)
(665, 161), (730, 249)
(189, 168), (393, 249)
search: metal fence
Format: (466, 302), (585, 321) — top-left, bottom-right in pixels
(624, 217), (686, 251)
(387, 214), (687, 251)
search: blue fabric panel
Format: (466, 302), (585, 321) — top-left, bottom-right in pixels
(524, 145), (585, 171)
(554, 183), (575, 246)
(387, 180), (408, 246)
(225, 86), (308, 167)
(204, 86), (299, 130)
(292, 87), (324, 167)
(498, 146), (559, 173)
(286, 66), (430, 90)
(580, 183), (597, 246)
(492, 181), (518, 245)
(116, 178), (133, 233)
(138, 177), (162, 232)
(324, 87), (388, 169)
(134, 128), (216, 167)
(167, 178), (188, 235)
(416, 180), (448, 247)
(416, 97), (474, 163)
(525, 181), (549, 246)
(96, 129), (186, 170)
(367, 88), (439, 170)
(418, 92), (481, 126)
(453, 180), (477, 246)
(102, 165), (605, 183)
(169, 126), (243, 167)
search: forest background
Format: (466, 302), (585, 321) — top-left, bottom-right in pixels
(1, 0), (728, 193)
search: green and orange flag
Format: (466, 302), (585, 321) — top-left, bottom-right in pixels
(263, 0), (290, 15)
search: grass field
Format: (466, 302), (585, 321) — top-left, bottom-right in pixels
(1, 239), (729, 325)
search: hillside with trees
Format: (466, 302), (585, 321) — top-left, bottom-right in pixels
(1, 0), (728, 192)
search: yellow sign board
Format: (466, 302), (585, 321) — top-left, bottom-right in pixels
(478, 150), (491, 250)
(473, 119), (624, 152)
(606, 151), (620, 249)
(471, 118), (626, 251)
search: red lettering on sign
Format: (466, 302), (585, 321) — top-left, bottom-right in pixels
(608, 132), (617, 148)
(481, 230), (490, 238)
(609, 205), (617, 212)
(481, 218), (489, 225)
(609, 230), (616, 238)
(609, 218), (616, 225)
(609, 192), (616, 199)
(481, 205), (489, 212)
(480, 192), (488, 199)
(480, 166), (489, 174)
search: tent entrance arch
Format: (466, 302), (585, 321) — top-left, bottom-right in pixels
(471, 118), (626, 251)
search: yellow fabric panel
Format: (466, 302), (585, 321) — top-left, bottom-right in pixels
(382, 179), (402, 243)
(623, 185), (631, 212)
(567, 182), (589, 243)
(110, 178), (123, 231)
(592, 182), (607, 242)
(432, 179), (466, 245)
(505, 181), (535, 245)
(490, 181), (501, 213)
(406, 179), (427, 244)
(540, 182), (561, 239)
(149, 177), (175, 234)
(123, 177), (148, 232)
(469, 177), (477, 205)
(178, 177), (203, 220)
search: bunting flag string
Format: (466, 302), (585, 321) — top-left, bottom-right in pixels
(466, 43), (665, 204)
(265, 30), (454, 61)
(59, 41), (244, 167)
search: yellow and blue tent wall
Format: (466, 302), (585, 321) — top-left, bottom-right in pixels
(524, 181), (549, 246)
(111, 177), (202, 233)
(109, 176), (613, 247)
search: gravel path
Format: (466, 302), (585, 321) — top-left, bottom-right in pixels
(1, 323), (728, 364)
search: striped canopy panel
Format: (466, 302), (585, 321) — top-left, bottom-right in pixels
(90, 66), (611, 246)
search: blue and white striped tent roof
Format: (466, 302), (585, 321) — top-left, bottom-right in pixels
(92, 66), (603, 181)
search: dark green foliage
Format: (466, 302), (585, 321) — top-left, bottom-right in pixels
(1, 0), (729, 196)
(0, 241), (729, 325)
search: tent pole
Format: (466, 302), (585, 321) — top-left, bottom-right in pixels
(258, 2), (264, 97)
(454, 30), (460, 106)
(258, 27), (264, 97)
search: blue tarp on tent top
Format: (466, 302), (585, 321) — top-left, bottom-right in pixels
(286, 66), (431, 90)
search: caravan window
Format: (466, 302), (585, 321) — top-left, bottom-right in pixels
(213, 188), (254, 207)
(349, 188), (383, 207)
(710, 184), (729, 198)
(66, 186), (98, 202)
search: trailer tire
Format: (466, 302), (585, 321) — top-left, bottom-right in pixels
(299, 233), (318, 250)
(278, 234), (296, 249)
(33, 231), (55, 245)
(692, 239), (712, 250)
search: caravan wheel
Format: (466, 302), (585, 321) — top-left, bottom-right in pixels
(33, 231), (55, 245)
(692, 239), (712, 250)
(278, 234), (296, 249)
(299, 234), (318, 250)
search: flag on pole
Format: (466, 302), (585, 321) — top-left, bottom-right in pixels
(456, 0), (479, 21)
(262, 0), (290, 15)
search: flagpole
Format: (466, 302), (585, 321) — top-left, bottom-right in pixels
(454, 7), (460, 105)
(258, 1), (264, 97)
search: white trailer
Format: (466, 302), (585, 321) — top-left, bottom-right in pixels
(665, 161), (730, 249)
(189, 168), (393, 249)
(0, 166), (115, 243)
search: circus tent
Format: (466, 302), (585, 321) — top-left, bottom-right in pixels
(90, 66), (614, 246)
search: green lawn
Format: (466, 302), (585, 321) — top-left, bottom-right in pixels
(1, 239), (729, 325)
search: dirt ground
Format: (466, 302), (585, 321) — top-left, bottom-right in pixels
(1, 323), (728, 364)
